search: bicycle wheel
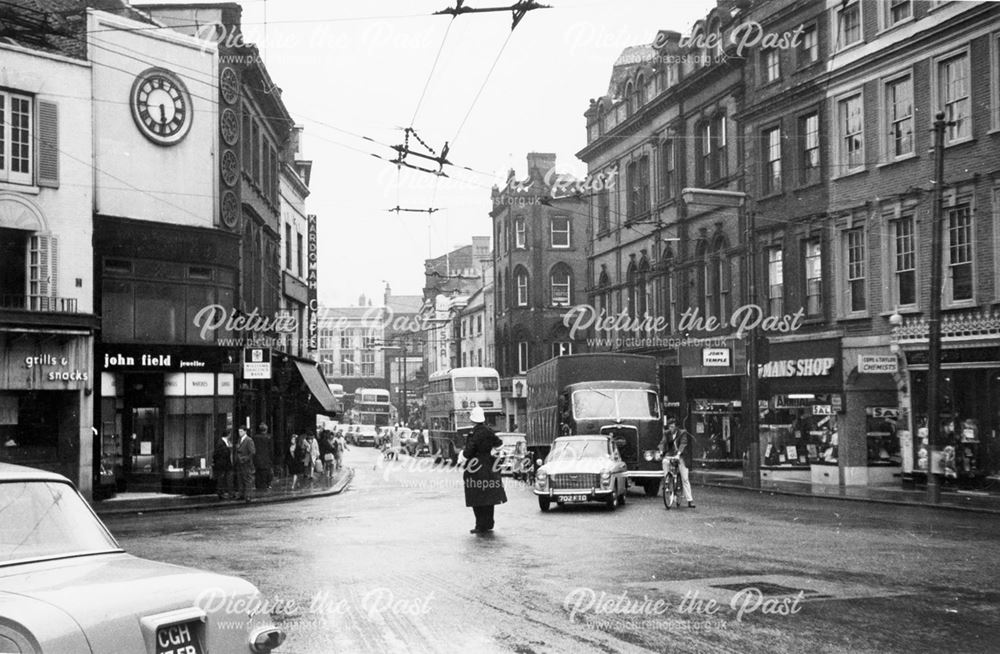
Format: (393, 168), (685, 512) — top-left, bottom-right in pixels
(667, 473), (679, 509)
(662, 473), (672, 510)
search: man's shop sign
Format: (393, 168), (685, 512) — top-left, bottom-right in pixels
(757, 357), (835, 379)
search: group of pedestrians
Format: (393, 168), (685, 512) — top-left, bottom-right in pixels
(212, 426), (258, 503)
(288, 429), (348, 490)
(212, 424), (349, 499)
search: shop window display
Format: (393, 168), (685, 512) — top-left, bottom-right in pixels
(0, 392), (61, 468)
(759, 394), (837, 467)
(866, 407), (901, 466)
(910, 368), (999, 481)
(165, 396), (215, 481)
(690, 400), (742, 467)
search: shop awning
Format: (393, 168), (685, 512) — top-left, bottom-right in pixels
(294, 360), (341, 415)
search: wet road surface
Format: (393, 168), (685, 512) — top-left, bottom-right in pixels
(105, 447), (1000, 653)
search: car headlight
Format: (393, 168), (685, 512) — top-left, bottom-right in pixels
(251, 627), (286, 653)
(535, 470), (547, 489)
(643, 450), (654, 461)
(654, 450), (663, 461)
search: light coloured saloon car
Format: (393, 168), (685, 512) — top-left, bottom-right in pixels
(0, 463), (285, 654)
(533, 435), (628, 512)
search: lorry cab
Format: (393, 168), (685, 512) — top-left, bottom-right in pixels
(526, 353), (665, 497)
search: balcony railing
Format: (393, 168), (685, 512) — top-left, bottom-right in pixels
(1, 295), (79, 313)
(893, 309), (1000, 343)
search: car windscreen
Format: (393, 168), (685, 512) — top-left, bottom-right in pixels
(548, 440), (608, 461)
(0, 480), (120, 565)
(572, 389), (660, 420)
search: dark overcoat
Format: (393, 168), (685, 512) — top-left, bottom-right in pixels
(462, 424), (508, 507)
(212, 436), (233, 471)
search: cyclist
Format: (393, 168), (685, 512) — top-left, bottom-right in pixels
(659, 417), (695, 508)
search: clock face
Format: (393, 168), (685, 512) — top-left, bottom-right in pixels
(130, 68), (192, 145)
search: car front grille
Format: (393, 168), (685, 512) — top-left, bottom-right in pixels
(551, 473), (600, 490)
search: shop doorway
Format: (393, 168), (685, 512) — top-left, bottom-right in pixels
(122, 373), (164, 491)
(126, 407), (161, 491)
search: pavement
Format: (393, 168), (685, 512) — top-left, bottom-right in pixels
(89, 459), (1000, 516)
(92, 467), (354, 516)
(693, 469), (1000, 514)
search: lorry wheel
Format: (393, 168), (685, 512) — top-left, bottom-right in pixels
(644, 480), (660, 496)
(618, 490), (626, 506)
(538, 497), (550, 512)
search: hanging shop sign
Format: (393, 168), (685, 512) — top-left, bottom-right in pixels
(243, 347), (272, 380)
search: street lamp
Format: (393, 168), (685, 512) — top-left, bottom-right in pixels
(681, 187), (760, 489)
(376, 341), (413, 426)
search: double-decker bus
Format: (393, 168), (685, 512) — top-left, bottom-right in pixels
(425, 367), (502, 464)
(349, 388), (394, 431)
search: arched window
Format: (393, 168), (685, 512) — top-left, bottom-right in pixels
(515, 267), (529, 307)
(505, 269), (512, 309)
(550, 264), (572, 307)
(636, 74), (647, 107)
(624, 81), (634, 116)
(514, 329), (530, 374)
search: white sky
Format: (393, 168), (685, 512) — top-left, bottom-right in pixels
(171, 0), (717, 306)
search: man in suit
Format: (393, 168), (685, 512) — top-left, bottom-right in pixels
(659, 417), (695, 508)
(212, 430), (234, 499)
(235, 426), (256, 503)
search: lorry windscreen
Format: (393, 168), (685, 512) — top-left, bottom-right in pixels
(573, 389), (659, 420)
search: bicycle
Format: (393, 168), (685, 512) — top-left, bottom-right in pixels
(662, 456), (682, 510)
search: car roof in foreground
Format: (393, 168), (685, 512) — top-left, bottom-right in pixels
(553, 435), (610, 441)
(0, 462), (72, 484)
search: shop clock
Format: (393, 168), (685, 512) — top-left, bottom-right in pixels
(130, 68), (193, 145)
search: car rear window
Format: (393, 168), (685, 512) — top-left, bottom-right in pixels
(0, 481), (120, 565)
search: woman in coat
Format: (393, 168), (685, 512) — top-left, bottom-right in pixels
(462, 406), (507, 534)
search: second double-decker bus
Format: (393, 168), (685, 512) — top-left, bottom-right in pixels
(349, 387), (394, 431)
(425, 367), (502, 464)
